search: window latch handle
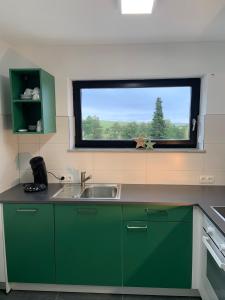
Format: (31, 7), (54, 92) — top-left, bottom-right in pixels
(192, 118), (197, 131)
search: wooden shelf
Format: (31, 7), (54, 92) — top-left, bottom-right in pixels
(15, 131), (44, 134)
(13, 99), (41, 103)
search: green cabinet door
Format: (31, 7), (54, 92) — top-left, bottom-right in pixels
(55, 204), (122, 286)
(123, 220), (192, 288)
(4, 204), (55, 283)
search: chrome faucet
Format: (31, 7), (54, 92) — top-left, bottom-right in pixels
(81, 171), (92, 189)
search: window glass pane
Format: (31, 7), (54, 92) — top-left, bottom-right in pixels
(81, 87), (191, 141)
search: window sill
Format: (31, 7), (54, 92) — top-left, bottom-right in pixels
(68, 148), (206, 153)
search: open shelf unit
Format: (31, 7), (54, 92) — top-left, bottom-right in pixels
(9, 68), (56, 134)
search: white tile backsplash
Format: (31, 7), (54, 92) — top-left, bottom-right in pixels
(0, 115), (19, 192)
(209, 171), (225, 185)
(203, 143), (225, 171)
(147, 153), (204, 171)
(92, 169), (145, 184)
(147, 170), (202, 185)
(19, 169), (33, 183)
(18, 143), (40, 170)
(40, 143), (93, 171)
(93, 153), (146, 171)
(40, 116), (69, 145)
(16, 115), (225, 186)
(18, 134), (40, 144)
(40, 143), (71, 169)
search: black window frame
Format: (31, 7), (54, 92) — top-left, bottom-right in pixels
(73, 78), (201, 149)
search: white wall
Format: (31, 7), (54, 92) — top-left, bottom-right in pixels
(0, 40), (39, 192)
(0, 40), (8, 61)
(0, 41), (20, 192)
(8, 42), (225, 185)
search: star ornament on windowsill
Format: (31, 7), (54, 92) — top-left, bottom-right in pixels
(134, 137), (155, 151)
(145, 140), (155, 150)
(134, 137), (146, 149)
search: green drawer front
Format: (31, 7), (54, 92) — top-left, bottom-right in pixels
(122, 205), (193, 222)
(4, 204), (55, 283)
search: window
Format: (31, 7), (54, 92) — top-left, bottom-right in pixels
(73, 78), (201, 148)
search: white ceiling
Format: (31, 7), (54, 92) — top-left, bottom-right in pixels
(0, 0), (225, 45)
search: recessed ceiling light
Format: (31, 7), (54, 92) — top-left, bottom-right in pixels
(121, 0), (155, 15)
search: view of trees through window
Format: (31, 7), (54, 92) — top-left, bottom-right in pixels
(81, 87), (191, 141)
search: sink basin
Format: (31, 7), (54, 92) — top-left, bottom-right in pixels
(80, 184), (121, 199)
(212, 206), (225, 221)
(52, 183), (121, 200)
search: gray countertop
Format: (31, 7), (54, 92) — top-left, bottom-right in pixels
(0, 183), (225, 235)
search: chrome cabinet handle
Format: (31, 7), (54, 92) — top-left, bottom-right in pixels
(127, 225), (148, 229)
(16, 209), (38, 213)
(126, 225), (148, 231)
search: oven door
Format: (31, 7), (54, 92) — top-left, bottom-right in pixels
(203, 235), (225, 300)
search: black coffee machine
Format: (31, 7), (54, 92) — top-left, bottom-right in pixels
(24, 156), (48, 192)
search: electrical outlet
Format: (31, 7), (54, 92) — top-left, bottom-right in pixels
(199, 175), (215, 185)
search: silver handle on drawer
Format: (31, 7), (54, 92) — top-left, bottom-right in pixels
(16, 209), (38, 213)
(126, 225), (148, 231)
(202, 236), (225, 271)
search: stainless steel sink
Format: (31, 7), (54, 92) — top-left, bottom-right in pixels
(52, 183), (121, 200)
(80, 184), (120, 199)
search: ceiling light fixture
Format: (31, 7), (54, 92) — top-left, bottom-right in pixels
(121, 0), (155, 15)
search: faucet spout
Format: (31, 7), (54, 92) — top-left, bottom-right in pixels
(81, 171), (92, 189)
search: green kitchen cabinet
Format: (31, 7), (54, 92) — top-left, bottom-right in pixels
(123, 204), (193, 222)
(3, 204), (55, 283)
(9, 68), (56, 134)
(123, 206), (193, 288)
(55, 204), (122, 286)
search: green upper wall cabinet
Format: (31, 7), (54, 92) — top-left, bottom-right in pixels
(3, 204), (55, 283)
(55, 204), (122, 286)
(9, 68), (56, 134)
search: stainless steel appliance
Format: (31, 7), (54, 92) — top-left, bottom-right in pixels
(212, 206), (225, 222)
(202, 215), (225, 300)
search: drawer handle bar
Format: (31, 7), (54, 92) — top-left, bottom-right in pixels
(16, 209), (38, 213)
(145, 208), (167, 215)
(127, 225), (148, 230)
(202, 236), (225, 271)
